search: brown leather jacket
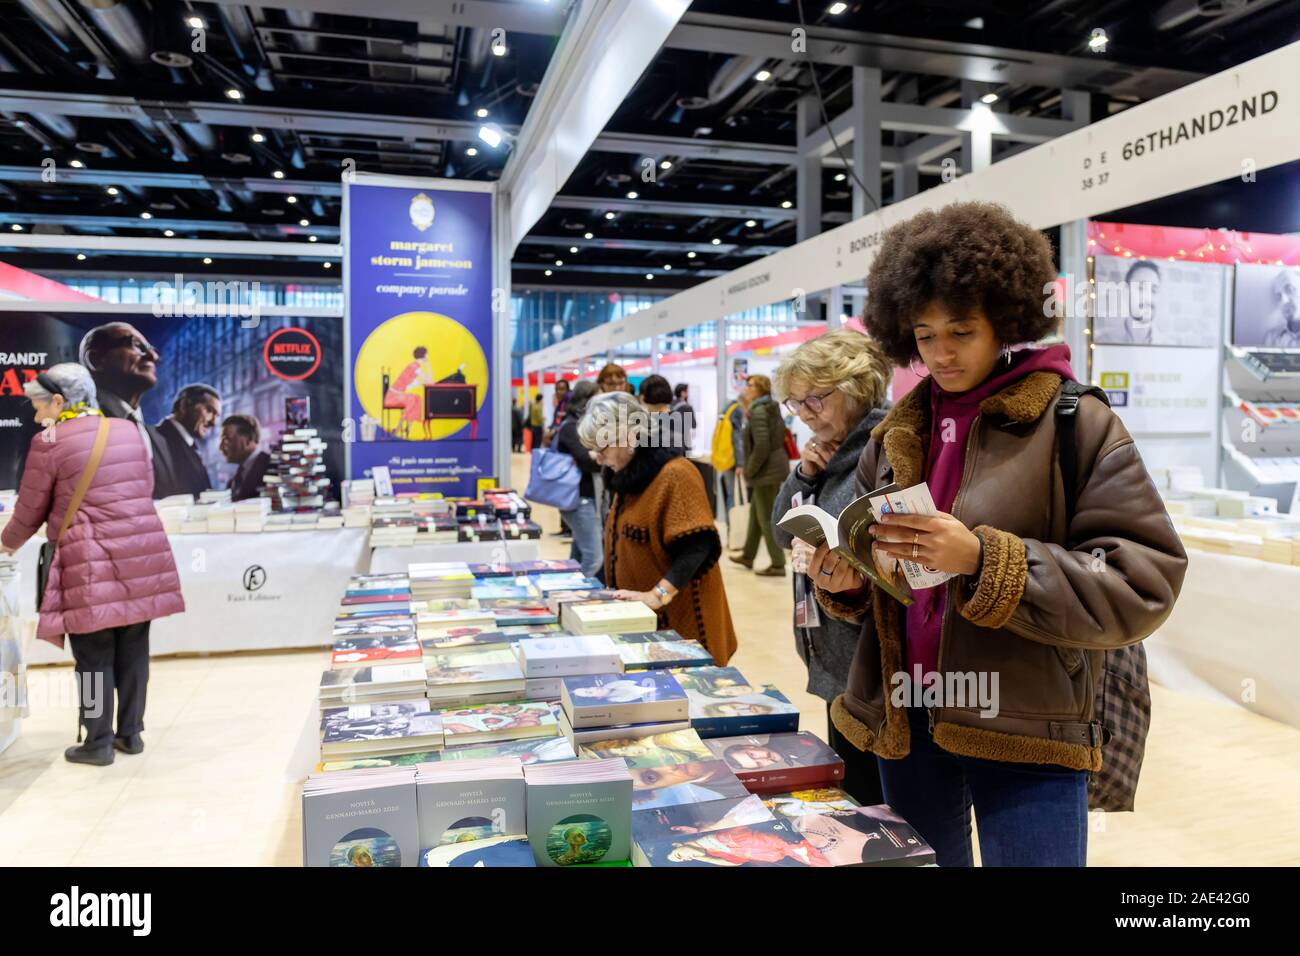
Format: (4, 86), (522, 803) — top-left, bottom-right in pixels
(816, 371), (1187, 772)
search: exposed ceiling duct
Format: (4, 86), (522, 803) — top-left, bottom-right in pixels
(76, 0), (149, 63)
(677, 55), (764, 110)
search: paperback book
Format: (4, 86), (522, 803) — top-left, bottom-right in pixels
(631, 818), (828, 867)
(302, 767), (418, 867)
(631, 794), (774, 846)
(560, 671), (689, 729)
(415, 757), (525, 851)
(331, 634), (422, 669)
(492, 607), (559, 628)
(577, 728), (713, 768)
(319, 700), (445, 758)
(671, 667), (801, 739)
(561, 600), (659, 635)
(628, 760), (750, 810)
(421, 626), (558, 653)
(468, 559), (580, 578)
(561, 714), (692, 747)
(440, 735), (576, 765)
(332, 617), (415, 640)
(524, 758), (633, 868)
(617, 639), (714, 671)
(762, 788), (862, 819)
(517, 634), (622, 678)
(610, 629), (686, 645)
(439, 701), (559, 746)
(319, 662), (428, 707)
(420, 834), (536, 867)
(702, 732), (845, 794)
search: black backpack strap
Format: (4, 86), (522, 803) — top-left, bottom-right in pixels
(1055, 380), (1110, 525)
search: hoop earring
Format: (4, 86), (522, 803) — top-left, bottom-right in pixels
(908, 356), (929, 378)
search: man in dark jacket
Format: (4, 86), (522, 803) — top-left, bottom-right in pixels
(220, 413), (271, 502)
(732, 374), (789, 576)
(78, 322), (160, 456)
(151, 384), (219, 500)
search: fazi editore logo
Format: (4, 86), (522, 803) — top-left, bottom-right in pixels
(50, 886), (151, 936)
(243, 565), (267, 591)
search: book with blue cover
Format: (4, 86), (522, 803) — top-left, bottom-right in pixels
(628, 760), (750, 810)
(470, 582), (542, 601)
(493, 607), (559, 628)
(611, 629), (685, 645)
(671, 667), (800, 739)
(528, 573), (605, 594)
(560, 671), (689, 729)
(302, 768), (419, 867)
(420, 834), (537, 867)
(415, 758), (525, 853)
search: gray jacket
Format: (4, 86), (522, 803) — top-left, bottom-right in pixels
(771, 404), (889, 702)
(729, 401), (746, 470)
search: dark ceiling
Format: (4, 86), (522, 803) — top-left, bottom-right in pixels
(0, 0), (1295, 289)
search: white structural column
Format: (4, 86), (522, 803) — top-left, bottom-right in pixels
(1058, 89), (1092, 386)
(960, 80), (994, 174)
(850, 67), (884, 220)
(498, 0), (691, 252)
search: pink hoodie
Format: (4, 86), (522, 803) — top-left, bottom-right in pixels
(905, 344), (1076, 682)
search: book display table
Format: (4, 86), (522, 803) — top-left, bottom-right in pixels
(1146, 547), (1300, 730)
(369, 539), (541, 575)
(17, 528), (371, 663)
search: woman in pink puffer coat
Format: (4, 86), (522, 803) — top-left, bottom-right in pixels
(1, 363), (184, 766)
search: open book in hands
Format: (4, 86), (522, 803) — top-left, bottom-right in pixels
(776, 481), (958, 605)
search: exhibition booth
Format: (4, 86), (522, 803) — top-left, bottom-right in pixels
(0, 11), (1297, 877)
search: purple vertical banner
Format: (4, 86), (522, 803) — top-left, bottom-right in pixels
(346, 180), (494, 496)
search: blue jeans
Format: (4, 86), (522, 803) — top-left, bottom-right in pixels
(719, 469), (736, 521)
(877, 707), (1088, 867)
(561, 498), (603, 578)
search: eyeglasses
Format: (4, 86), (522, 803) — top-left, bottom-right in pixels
(784, 388), (836, 415)
(106, 333), (159, 358)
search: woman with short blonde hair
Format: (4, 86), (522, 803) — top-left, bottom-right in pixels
(768, 327), (892, 807)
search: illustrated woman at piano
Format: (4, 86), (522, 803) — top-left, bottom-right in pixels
(386, 346), (434, 438)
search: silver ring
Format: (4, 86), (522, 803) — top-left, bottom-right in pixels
(819, 568), (833, 576)
(911, 543), (919, 559)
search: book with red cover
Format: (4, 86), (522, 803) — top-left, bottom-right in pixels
(701, 732), (844, 794)
(340, 592), (411, 606)
(331, 634), (422, 669)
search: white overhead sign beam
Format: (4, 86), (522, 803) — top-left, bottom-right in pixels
(500, 0), (691, 253)
(526, 41), (1299, 373)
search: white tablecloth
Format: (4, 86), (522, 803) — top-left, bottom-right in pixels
(1146, 548), (1300, 730)
(368, 539), (542, 575)
(17, 529), (371, 663)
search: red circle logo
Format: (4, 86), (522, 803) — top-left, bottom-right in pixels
(263, 327), (321, 381)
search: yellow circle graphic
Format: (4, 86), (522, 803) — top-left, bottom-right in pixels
(355, 311), (488, 441)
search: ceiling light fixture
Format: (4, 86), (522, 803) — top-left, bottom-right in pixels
(225, 88), (243, 100)
(663, 264), (672, 270)
(106, 186), (119, 195)
(754, 69), (772, 82)
(781, 200), (792, 209)
(70, 159), (84, 169)
(324, 262), (333, 269)
(584, 232), (593, 239)
(250, 132), (266, 144)
(687, 251), (697, 259)
(545, 269), (553, 276)
(828, 2), (848, 14)
(745, 219), (757, 228)
(627, 191), (639, 199)
(299, 219), (309, 226)
(492, 41), (507, 57)
(711, 238), (721, 245)
(660, 160), (672, 170)
(272, 170), (285, 179)
(604, 212), (616, 220)
(77, 253), (87, 260)
(203, 257), (212, 264)
(286, 195), (298, 204)
(1088, 28), (1108, 52)
(835, 172), (846, 182)
(140, 212), (152, 219)
(569, 246), (578, 253)
(478, 125), (504, 149)
(10, 224), (22, 232)
(476, 108), (489, 119)
(187, 15), (205, 29)
(164, 229), (175, 237)
(309, 235), (318, 242)
(645, 273), (653, 280)
(980, 92), (999, 105)
(466, 147), (478, 157)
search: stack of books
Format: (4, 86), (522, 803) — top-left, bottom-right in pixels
(319, 663), (428, 711)
(761, 787), (862, 820)
(559, 671), (689, 734)
(205, 505), (236, 534)
(545, 588), (621, 616)
(483, 488), (531, 519)
(529, 573), (605, 596)
(524, 757), (633, 867)
(370, 516), (420, 547)
(234, 496), (271, 532)
(331, 631), (421, 669)
(701, 732), (845, 794)
(672, 666), (800, 739)
(614, 636), (714, 671)
(631, 793), (775, 850)
(199, 489), (232, 505)
(418, 515), (459, 543)
(561, 600), (658, 636)
(263, 427), (330, 512)
(409, 562), (476, 601)
(470, 559), (580, 578)
(344, 479), (375, 509)
(500, 519), (544, 540)
(415, 757), (526, 859)
(415, 608), (496, 642)
(316, 733), (575, 773)
(440, 701), (559, 747)
(424, 647), (526, 706)
(302, 766), (418, 867)
(518, 634), (621, 677)
(319, 699), (445, 761)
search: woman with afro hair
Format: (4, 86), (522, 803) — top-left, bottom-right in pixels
(808, 201), (1186, 867)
